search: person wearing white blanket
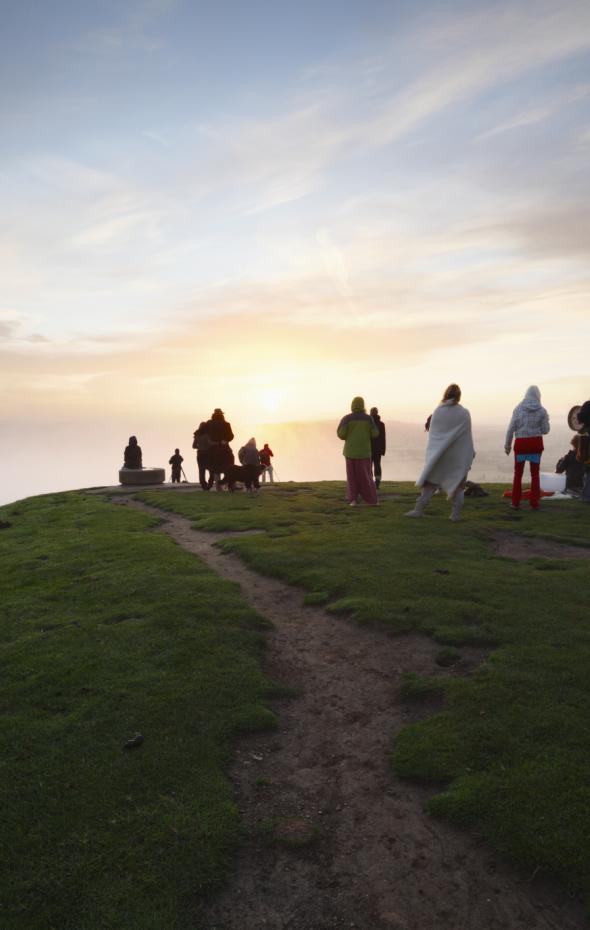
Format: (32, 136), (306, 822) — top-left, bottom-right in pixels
(405, 384), (475, 522)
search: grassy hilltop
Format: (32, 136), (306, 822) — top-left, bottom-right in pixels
(1, 482), (589, 928)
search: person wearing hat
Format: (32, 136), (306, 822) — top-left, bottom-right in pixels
(337, 397), (379, 506)
(204, 408), (234, 490)
(369, 407), (386, 489)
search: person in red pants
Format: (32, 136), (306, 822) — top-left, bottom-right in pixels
(504, 386), (550, 509)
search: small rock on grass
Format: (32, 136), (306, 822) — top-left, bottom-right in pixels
(123, 733), (144, 750)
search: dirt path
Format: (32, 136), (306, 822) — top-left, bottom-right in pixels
(488, 530), (590, 561)
(120, 499), (587, 930)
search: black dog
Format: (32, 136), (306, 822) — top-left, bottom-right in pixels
(464, 480), (489, 498)
(219, 464), (263, 491)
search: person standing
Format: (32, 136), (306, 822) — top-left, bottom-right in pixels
(205, 408), (235, 490)
(260, 443), (275, 483)
(369, 407), (386, 489)
(193, 422), (213, 490)
(168, 448), (183, 483)
(405, 384), (475, 522)
(504, 386), (550, 509)
(337, 397), (379, 506)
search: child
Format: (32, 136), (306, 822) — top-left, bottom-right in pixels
(169, 448), (183, 484)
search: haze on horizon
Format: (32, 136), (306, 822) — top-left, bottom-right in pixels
(1, 0), (589, 502)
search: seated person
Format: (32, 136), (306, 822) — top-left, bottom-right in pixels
(578, 401), (590, 503)
(556, 436), (585, 491)
(124, 436), (142, 469)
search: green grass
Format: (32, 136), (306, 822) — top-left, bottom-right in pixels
(0, 492), (276, 930)
(137, 481), (590, 900)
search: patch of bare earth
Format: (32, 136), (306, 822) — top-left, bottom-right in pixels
(489, 531), (590, 561)
(120, 498), (587, 930)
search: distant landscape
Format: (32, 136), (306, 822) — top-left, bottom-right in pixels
(0, 415), (574, 505)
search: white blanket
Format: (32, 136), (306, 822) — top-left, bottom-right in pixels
(416, 402), (475, 496)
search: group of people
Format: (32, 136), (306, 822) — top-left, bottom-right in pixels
(337, 386), (590, 520)
(123, 413), (276, 492)
(191, 409), (275, 491)
(123, 389), (590, 513)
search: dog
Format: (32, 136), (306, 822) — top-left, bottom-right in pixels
(219, 464), (263, 492)
(464, 480), (489, 498)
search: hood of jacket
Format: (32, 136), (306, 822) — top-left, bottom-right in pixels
(519, 385), (542, 410)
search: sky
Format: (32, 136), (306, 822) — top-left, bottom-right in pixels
(1, 0), (589, 498)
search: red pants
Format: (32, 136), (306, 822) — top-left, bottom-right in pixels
(512, 459), (541, 508)
(346, 458), (378, 504)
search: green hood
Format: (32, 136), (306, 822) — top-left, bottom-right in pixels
(351, 396), (365, 413)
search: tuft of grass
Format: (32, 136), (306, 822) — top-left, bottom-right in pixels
(435, 646), (461, 667)
(257, 816), (320, 848)
(398, 672), (448, 702)
(303, 591), (330, 606)
(0, 492), (274, 930)
(255, 775), (272, 787)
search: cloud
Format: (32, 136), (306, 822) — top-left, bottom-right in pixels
(141, 130), (170, 147)
(476, 84), (590, 140)
(489, 203), (590, 259)
(0, 320), (18, 340)
(67, 0), (177, 57)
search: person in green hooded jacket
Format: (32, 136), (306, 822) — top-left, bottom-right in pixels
(337, 397), (379, 506)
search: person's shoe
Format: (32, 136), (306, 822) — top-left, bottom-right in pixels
(404, 509), (423, 517)
(449, 512), (461, 522)
(510, 504), (520, 509)
(349, 501), (358, 507)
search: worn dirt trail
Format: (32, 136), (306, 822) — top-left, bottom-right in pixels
(119, 498), (587, 930)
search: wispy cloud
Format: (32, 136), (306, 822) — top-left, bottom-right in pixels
(476, 84), (590, 140)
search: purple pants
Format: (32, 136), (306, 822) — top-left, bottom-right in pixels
(346, 458), (378, 504)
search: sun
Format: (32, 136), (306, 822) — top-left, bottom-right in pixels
(261, 388), (282, 413)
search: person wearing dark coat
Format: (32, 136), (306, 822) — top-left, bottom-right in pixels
(193, 422), (213, 490)
(205, 409), (235, 489)
(238, 438), (264, 491)
(555, 436), (585, 492)
(578, 401), (590, 503)
(123, 436), (142, 469)
(369, 407), (386, 489)
(169, 449), (183, 484)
